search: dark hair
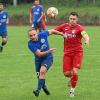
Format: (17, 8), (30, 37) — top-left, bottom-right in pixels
(69, 12), (79, 17)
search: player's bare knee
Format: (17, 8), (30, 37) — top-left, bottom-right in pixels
(73, 68), (78, 74)
(64, 72), (69, 77)
(2, 38), (7, 44)
(40, 67), (47, 75)
(64, 71), (72, 77)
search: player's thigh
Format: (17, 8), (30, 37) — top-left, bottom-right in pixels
(35, 61), (41, 74)
(73, 52), (83, 69)
(41, 57), (53, 71)
(63, 55), (73, 72)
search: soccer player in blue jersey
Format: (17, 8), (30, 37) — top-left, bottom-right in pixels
(0, 3), (9, 52)
(28, 29), (64, 97)
(29, 0), (44, 32)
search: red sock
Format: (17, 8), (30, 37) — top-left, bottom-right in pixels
(71, 74), (78, 88)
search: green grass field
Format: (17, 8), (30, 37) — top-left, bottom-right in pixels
(0, 26), (100, 100)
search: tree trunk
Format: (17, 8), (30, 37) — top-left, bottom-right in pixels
(13, 0), (17, 6)
(93, 0), (96, 4)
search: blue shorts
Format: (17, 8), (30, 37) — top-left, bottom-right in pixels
(32, 21), (42, 31)
(0, 32), (7, 38)
(35, 57), (53, 73)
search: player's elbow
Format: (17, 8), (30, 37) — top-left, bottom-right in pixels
(36, 53), (44, 57)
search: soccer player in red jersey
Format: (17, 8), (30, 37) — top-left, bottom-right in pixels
(54, 12), (89, 97)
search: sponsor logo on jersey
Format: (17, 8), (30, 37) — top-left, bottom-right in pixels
(72, 30), (76, 34)
(3, 15), (6, 19)
(37, 8), (40, 11)
(41, 39), (45, 43)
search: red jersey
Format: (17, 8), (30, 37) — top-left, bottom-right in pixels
(55, 23), (84, 54)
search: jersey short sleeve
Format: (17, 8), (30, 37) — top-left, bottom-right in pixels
(40, 5), (44, 11)
(54, 23), (66, 32)
(39, 30), (49, 37)
(28, 41), (38, 53)
(79, 25), (84, 32)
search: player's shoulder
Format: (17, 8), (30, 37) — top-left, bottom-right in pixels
(28, 40), (34, 44)
(60, 22), (69, 27)
(39, 30), (49, 37)
(39, 5), (43, 7)
(39, 30), (48, 34)
(28, 40), (36, 47)
(3, 10), (8, 13)
(2, 10), (8, 16)
(31, 6), (35, 9)
(77, 24), (84, 28)
(77, 24), (85, 31)
(28, 40), (33, 44)
(39, 5), (44, 9)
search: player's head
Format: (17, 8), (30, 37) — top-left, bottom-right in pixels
(69, 12), (79, 26)
(0, 3), (4, 12)
(34, 0), (40, 5)
(28, 29), (38, 41)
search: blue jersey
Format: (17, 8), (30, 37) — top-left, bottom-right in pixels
(31, 5), (43, 22)
(0, 10), (8, 33)
(28, 30), (53, 61)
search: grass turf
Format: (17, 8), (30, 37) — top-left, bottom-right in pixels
(0, 26), (100, 100)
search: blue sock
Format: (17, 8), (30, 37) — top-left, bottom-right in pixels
(37, 79), (45, 93)
(42, 80), (47, 89)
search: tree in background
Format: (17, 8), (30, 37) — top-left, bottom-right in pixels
(13, 0), (17, 6)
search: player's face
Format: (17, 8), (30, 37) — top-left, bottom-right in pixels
(28, 30), (38, 41)
(0, 4), (3, 11)
(69, 15), (78, 26)
(35, 0), (40, 5)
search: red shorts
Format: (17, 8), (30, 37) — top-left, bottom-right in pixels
(63, 51), (83, 72)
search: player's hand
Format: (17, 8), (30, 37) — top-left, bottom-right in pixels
(85, 40), (89, 47)
(49, 48), (56, 53)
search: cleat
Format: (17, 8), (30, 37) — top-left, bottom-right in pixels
(43, 88), (50, 95)
(70, 92), (74, 97)
(33, 90), (39, 97)
(70, 88), (75, 97)
(0, 46), (3, 52)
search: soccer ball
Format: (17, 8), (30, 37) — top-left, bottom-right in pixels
(46, 7), (58, 18)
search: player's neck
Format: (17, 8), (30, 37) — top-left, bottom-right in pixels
(69, 23), (77, 27)
(35, 4), (39, 6)
(32, 37), (38, 41)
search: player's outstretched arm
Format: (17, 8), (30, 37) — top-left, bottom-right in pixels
(48, 29), (64, 36)
(35, 48), (56, 57)
(81, 31), (89, 47)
